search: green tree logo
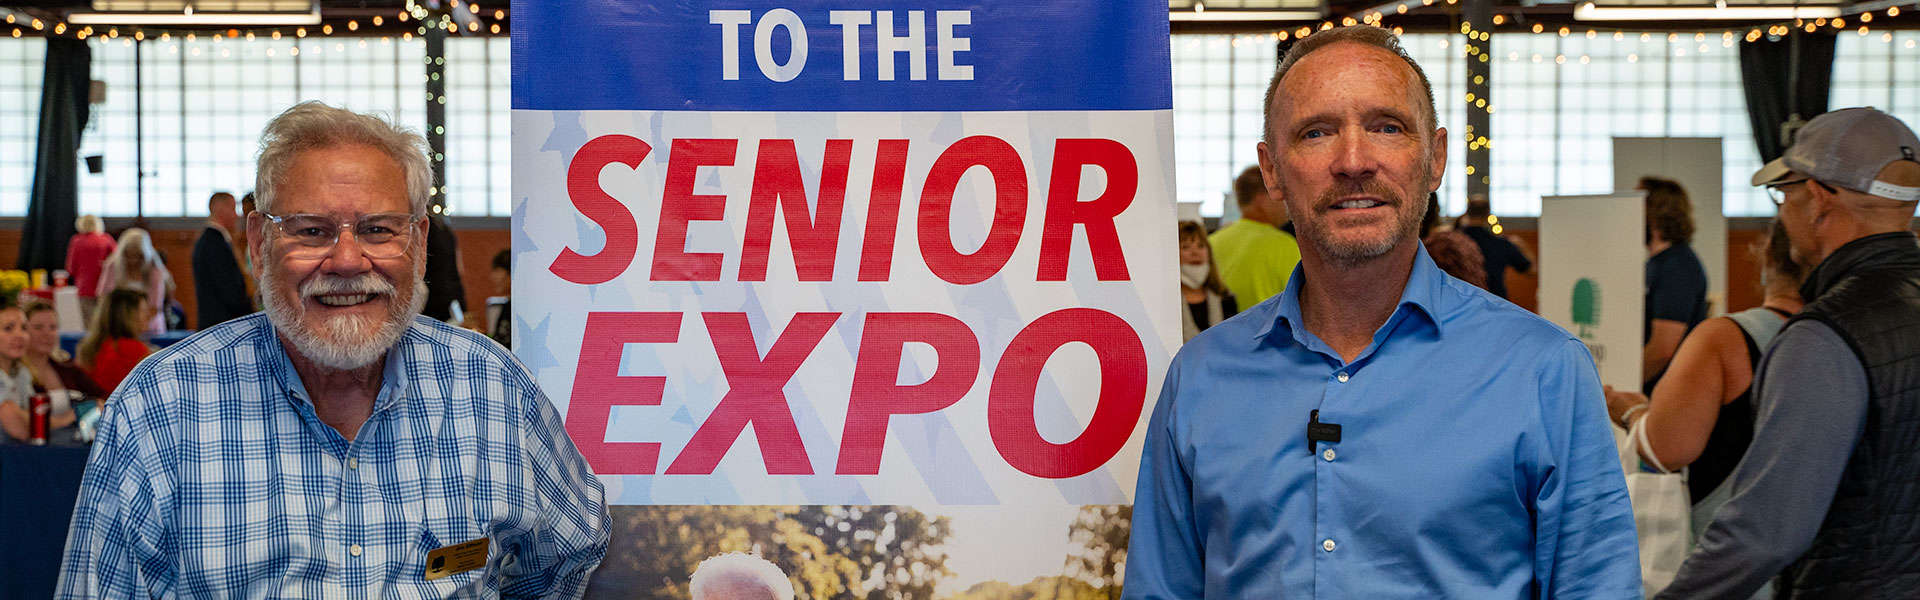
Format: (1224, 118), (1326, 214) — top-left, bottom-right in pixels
(1572, 278), (1601, 339)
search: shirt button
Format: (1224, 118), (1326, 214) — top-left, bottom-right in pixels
(349, 544), (363, 557)
(1323, 539), (1337, 552)
(1336, 372), (1350, 383)
(347, 457), (358, 470)
(1323, 448), (1337, 461)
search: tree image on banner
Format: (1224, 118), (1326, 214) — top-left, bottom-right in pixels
(1571, 278), (1601, 339)
(586, 506), (951, 599)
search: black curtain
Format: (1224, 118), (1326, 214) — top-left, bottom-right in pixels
(18, 38), (92, 271)
(1739, 31), (1835, 163)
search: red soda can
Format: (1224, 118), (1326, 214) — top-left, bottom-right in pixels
(29, 393), (49, 445)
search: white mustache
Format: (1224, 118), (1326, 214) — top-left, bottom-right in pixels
(301, 274), (396, 298)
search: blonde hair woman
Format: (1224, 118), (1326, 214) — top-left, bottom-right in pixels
(96, 227), (173, 334)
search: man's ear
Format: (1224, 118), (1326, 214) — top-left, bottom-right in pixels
(1428, 127), (1449, 191)
(1256, 142), (1284, 205)
(246, 211), (267, 267)
(1808, 180), (1840, 225)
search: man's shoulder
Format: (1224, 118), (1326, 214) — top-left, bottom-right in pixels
(1170, 297), (1282, 368)
(108, 316), (275, 428)
(399, 316), (536, 383)
(138, 313), (273, 369)
(1436, 281), (1580, 352)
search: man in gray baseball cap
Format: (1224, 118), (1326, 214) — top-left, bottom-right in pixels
(1657, 107), (1920, 599)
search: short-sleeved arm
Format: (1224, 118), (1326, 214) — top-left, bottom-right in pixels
(1654, 321), (1868, 599)
(501, 381), (610, 600)
(1121, 365), (1205, 600)
(57, 395), (174, 599)
(1533, 339), (1642, 598)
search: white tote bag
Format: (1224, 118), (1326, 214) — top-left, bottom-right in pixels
(1619, 417), (1692, 596)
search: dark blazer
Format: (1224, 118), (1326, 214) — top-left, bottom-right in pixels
(191, 226), (253, 329)
(422, 215), (466, 322)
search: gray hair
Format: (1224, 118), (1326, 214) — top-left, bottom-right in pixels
(75, 214), (103, 234)
(254, 101), (432, 216)
(1262, 25), (1438, 146)
(101, 227), (173, 295)
(689, 552), (794, 600)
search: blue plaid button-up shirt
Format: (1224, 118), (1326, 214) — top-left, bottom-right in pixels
(57, 313), (610, 599)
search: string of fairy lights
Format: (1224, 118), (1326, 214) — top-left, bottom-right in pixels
(0, 1), (509, 47)
(1215, 3), (1919, 69)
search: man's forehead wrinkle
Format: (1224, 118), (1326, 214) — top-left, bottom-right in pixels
(1275, 41), (1431, 129)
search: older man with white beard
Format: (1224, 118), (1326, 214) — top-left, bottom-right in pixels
(56, 102), (609, 599)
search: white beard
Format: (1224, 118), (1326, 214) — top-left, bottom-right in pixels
(260, 267), (425, 370)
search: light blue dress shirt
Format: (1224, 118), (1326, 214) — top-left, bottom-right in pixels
(1124, 246), (1640, 599)
(57, 313), (609, 599)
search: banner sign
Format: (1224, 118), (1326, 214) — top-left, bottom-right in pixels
(1539, 193), (1646, 390)
(512, 1), (1178, 507)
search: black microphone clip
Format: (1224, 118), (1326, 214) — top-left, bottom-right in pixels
(1308, 409), (1342, 455)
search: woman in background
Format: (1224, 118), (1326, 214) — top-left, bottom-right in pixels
(0, 304), (60, 443)
(24, 302), (105, 401)
(96, 227), (173, 335)
(67, 214), (118, 323)
(1607, 222), (1807, 541)
(1178, 220), (1238, 342)
(78, 288), (155, 393)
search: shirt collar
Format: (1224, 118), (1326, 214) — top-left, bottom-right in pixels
(1256, 242), (1449, 347)
(262, 319), (412, 415)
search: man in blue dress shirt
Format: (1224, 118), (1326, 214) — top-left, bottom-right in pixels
(1123, 26), (1639, 598)
(57, 102), (610, 598)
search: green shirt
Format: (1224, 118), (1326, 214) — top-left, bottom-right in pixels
(1209, 218), (1300, 306)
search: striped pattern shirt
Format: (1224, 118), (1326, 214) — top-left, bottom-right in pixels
(57, 313), (609, 599)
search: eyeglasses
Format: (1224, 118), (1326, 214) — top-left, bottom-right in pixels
(265, 212), (422, 260)
(1766, 178), (1810, 207)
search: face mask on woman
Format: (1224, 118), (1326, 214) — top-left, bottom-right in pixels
(1180, 263), (1211, 290)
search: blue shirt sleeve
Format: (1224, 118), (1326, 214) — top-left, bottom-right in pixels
(1534, 339), (1642, 598)
(56, 392), (175, 599)
(501, 380), (611, 600)
(1654, 320), (1869, 600)
(1122, 363), (1204, 599)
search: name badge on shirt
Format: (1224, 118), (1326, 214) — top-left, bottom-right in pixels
(424, 538), (489, 581)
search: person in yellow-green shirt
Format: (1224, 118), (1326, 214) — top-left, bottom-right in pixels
(1210, 166), (1302, 306)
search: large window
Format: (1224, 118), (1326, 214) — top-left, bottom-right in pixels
(4, 34), (506, 218)
(442, 37), (510, 217)
(1832, 31), (1920, 143)
(1170, 30), (1920, 218)
(1, 40), (44, 216)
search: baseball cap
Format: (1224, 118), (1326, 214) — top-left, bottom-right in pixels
(1751, 107), (1920, 202)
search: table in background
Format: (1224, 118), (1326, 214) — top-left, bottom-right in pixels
(0, 444), (91, 600)
(58, 330), (195, 357)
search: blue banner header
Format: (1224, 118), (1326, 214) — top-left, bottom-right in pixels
(510, 1), (1172, 112)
